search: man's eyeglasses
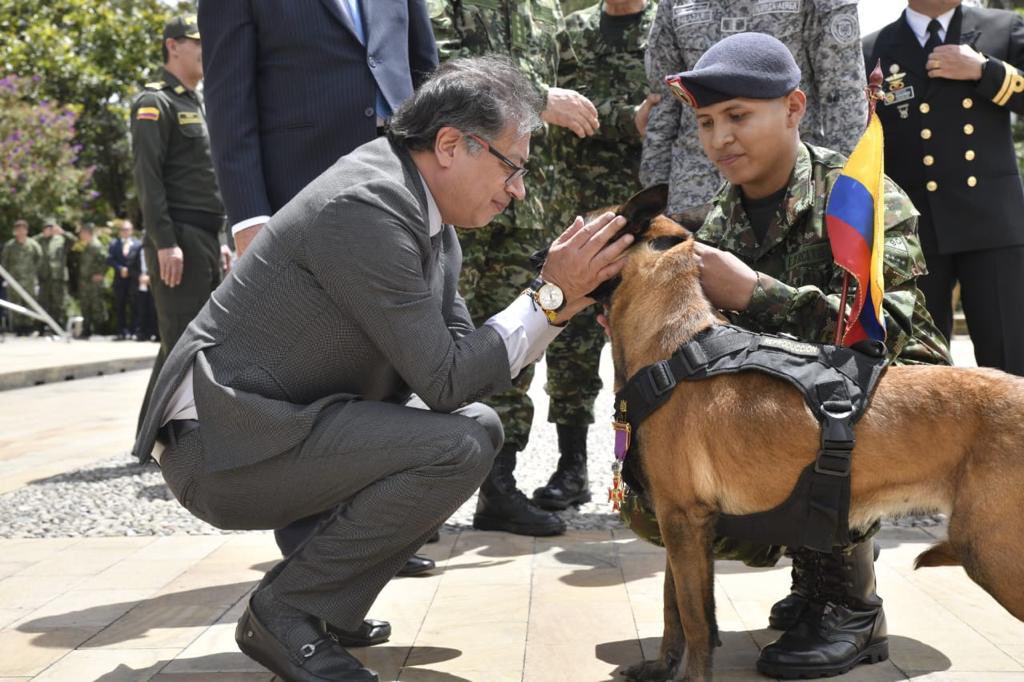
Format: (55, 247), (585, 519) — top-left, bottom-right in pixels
(465, 133), (529, 185)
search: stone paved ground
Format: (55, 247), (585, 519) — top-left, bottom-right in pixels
(2, 335), (1018, 680)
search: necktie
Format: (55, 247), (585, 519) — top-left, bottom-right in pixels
(924, 19), (943, 54)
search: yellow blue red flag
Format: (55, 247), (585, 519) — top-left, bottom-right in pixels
(825, 112), (886, 345)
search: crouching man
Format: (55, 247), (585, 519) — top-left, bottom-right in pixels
(133, 56), (632, 682)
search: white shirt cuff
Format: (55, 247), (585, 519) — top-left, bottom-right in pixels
(231, 215), (271, 237)
(484, 294), (565, 378)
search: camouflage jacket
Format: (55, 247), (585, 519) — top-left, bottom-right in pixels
(553, 2), (657, 219)
(1, 238), (43, 290)
(697, 143), (951, 366)
(34, 233), (74, 283)
(641, 0), (869, 215)
(74, 239), (108, 289)
(429, 0), (572, 232)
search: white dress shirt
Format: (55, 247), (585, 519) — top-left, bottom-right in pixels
(163, 173), (564, 433)
(904, 6), (957, 48)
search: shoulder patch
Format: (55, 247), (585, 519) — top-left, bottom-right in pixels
(828, 12), (859, 44)
(136, 107), (160, 121)
(144, 81), (165, 91)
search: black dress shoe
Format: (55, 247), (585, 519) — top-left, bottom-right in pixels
(396, 554), (435, 577)
(236, 600), (378, 681)
(324, 618), (391, 647)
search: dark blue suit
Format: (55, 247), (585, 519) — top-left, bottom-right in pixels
(198, 0), (438, 227)
(107, 237), (143, 337)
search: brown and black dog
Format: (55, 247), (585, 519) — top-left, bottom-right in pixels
(596, 186), (1024, 681)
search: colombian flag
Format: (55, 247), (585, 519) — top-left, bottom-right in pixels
(825, 113), (886, 345)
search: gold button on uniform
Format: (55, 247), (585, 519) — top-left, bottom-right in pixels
(921, 128), (932, 139)
(963, 97), (974, 109)
(965, 149), (976, 161)
(964, 123), (975, 135)
(923, 155), (935, 166)
(927, 180), (938, 192)
(968, 176), (978, 187)
(920, 103), (930, 114)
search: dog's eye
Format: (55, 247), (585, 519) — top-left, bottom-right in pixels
(648, 236), (685, 251)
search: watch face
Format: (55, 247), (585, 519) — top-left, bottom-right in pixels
(538, 283), (564, 310)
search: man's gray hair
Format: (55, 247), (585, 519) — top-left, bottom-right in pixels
(388, 55), (544, 152)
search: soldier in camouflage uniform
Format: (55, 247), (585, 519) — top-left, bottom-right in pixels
(641, 0), (869, 219)
(430, 0), (603, 536)
(33, 217), (75, 331)
(621, 33), (951, 677)
(533, 0), (659, 512)
(1, 220), (43, 335)
(73, 224), (108, 338)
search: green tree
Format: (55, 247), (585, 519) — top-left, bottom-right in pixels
(0, 0), (191, 226)
(0, 76), (92, 239)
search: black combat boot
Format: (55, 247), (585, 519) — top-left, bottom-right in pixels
(757, 539), (888, 679)
(473, 446), (566, 536)
(768, 547), (820, 630)
(532, 425), (591, 511)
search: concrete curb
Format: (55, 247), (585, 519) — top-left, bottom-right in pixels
(0, 356), (154, 391)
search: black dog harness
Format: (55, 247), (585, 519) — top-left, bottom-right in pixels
(612, 324), (887, 552)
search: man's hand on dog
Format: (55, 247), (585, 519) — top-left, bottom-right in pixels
(693, 242), (758, 311)
(542, 212), (632, 323)
(542, 87), (600, 138)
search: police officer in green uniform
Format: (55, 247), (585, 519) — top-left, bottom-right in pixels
(131, 15), (228, 422)
(33, 217), (75, 331)
(534, 0), (658, 512)
(623, 33), (951, 678)
(430, 0), (602, 536)
(73, 224), (109, 338)
(1, 219), (43, 336)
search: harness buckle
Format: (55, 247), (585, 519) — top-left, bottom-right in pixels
(647, 360), (677, 397)
(815, 401), (855, 477)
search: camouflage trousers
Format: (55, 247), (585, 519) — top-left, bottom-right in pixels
(4, 280), (37, 333)
(78, 283), (107, 333)
(544, 303), (604, 426)
(458, 222), (549, 452)
(37, 279), (67, 328)
(620, 484), (881, 567)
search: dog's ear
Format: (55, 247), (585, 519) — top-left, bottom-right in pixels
(617, 184), (668, 239)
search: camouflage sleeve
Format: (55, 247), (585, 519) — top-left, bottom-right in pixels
(640, 0), (684, 187)
(736, 179), (952, 365)
(806, 0), (868, 157)
(973, 13), (1024, 114)
(130, 92), (176, 249)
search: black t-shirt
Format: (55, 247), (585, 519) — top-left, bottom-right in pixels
(740, 185), (788, 245)
(599, 9), (645, 45)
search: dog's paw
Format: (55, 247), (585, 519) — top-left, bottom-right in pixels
(621, 659), (677, 681)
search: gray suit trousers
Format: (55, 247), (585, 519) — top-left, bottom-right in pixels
(160, 399), (502, 628)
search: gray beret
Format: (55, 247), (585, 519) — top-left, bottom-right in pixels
(666, 32), (801, 109)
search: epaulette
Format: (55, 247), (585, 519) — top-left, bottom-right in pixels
(144, 81), (166, 91)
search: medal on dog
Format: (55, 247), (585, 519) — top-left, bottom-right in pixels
(609, 401), (632, 510)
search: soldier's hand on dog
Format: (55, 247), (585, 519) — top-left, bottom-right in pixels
(541, 212), (632, 323)
(693, 242), (759, 312)
(542, 87), (600, 138)
(927, 44), (987, 81)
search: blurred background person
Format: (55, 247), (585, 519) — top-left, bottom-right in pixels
(106, 219), (142, 340)
(73, 223), (109, 339)
(1, 219), (42, 336)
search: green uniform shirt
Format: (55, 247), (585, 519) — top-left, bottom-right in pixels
(74, 239), (108, 288)
(429, 0), (573, 232)
(1, 238), (43, 293)
(33, 233), (74, 283)
(130, 68), (224, 249)
(700, 143), (951, 367)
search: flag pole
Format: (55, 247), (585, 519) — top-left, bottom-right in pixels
(834, 60), (885, 345)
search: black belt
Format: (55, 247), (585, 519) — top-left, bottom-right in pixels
(156, 418), (201, 449)
(169, 208), (225, 232)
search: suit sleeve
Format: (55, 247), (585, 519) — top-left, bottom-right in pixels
(640, 0), (683, 187)
(307, 187), (514, 412)
(197, 0), (273, 227)
(974, 14), (1024, 113)
(734, 178), (952, 366)
(806, 0), (868, 156)
(131, 93), (176, 249)
(407, 0), (439, 89)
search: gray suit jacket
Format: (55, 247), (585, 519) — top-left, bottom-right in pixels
(134, 137), (513, 471)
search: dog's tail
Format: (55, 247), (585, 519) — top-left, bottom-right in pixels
(914, 541), (960, 569)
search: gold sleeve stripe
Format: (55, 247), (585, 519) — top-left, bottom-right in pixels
(995, 63), (1024, 106)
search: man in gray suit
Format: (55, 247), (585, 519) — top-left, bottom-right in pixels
(133, 57), (632, 681)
